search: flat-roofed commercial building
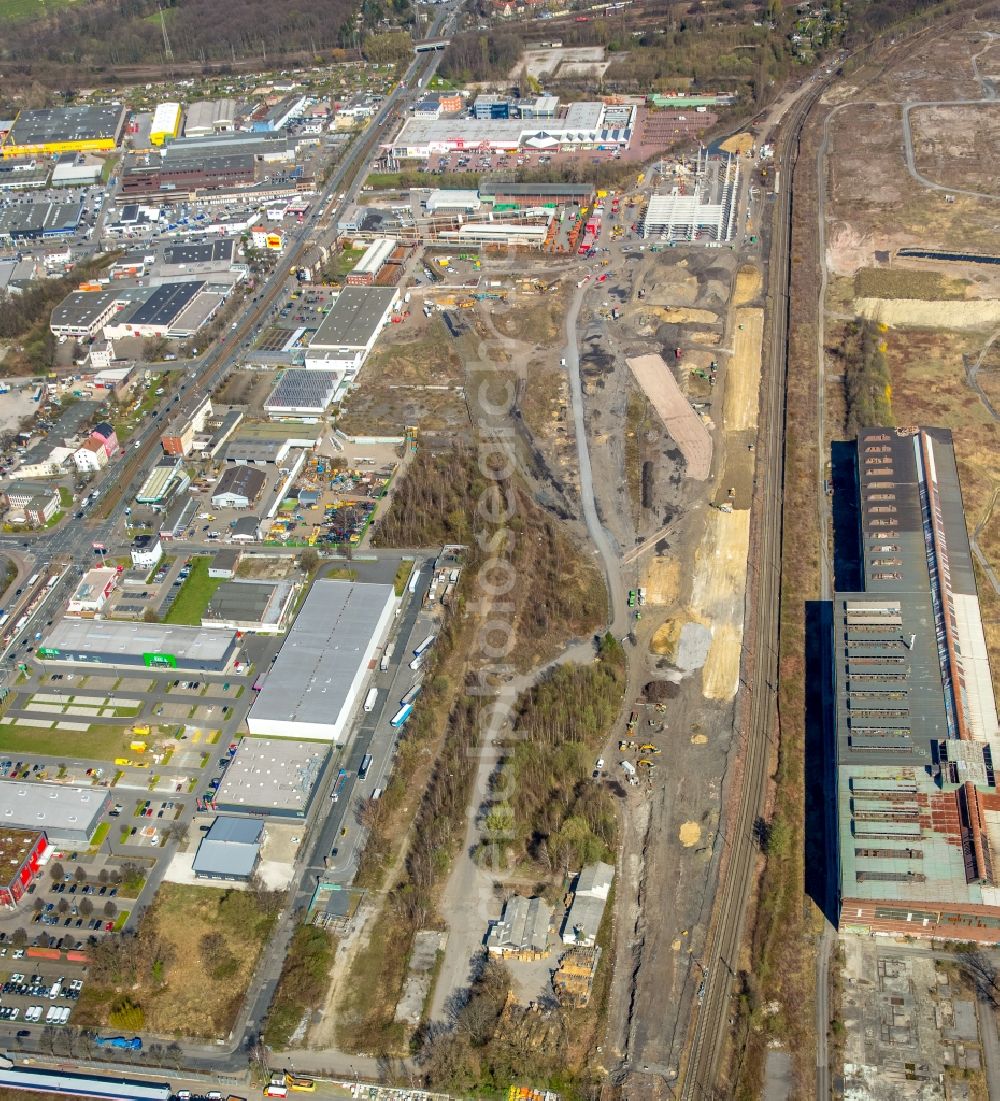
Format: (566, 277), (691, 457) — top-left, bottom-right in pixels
(214, 737), (329, 819)
(192, 816), (263, 881)
(104, 280), (205, 340)
(185, 98), (238, 138)
(224, 422), (320, 466)
(834, 426), (1000, 943)
(305, 286), (398, 373)
(202, 580), (295, 634)
(0, 783), (110, 844)
(247, 580), (396, 742)
(264, 369), (340, 418)
(346, 237), (396, 286)
(38, 618), (237, 671)
(50, 289), (120, 339)
(2, 104), (127, 158)
(0, 201), (82, 245)
(0, 829), (49, 909)
(211, 465), (267, 509)
(149, 102), (182, 147)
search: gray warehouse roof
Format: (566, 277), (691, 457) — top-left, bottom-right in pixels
(310, 287), (397, 351)
(40, 618), (235, 663)
(248, 579), (394, 734)
(213, 465), (266, 502)
(0, 202), (82, 238)
(0, 781), (107, 838)
(7, 104), (127, 146)
(163, 239), (236, 266)
(192, 816), (263, 879)
(214, 737), (329, 814)
(265, 369), (339, 412)
(204, 580), (292, 629)
(122, 280), (204, 327)
(51, 290), (119, 331)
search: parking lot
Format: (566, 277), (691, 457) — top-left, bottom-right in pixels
(0, 969), (85, 1027)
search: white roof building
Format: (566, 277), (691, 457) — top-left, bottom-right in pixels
(247, 580), (396, 743)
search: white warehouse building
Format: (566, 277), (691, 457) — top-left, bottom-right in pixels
(246, 580), (397, 742)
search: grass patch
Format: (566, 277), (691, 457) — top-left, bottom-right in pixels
(0, 556), (15, 599)
(75, 882), (283, 1039)
(43, 510), (64, 529)
(89, 822), (110, 850)
(0, 0), (74, 21)
(58, 487), (73, 509)
(0, 723), (131, 761)
(393, 560), (414, 597)
(366, 170), (482, 192)
(164, 557), (222, 625)
(853, 267), (970, 300)
(332, 247), (366, 278)
(113, 909), (129, 932)
(263, 924), (336, 1048)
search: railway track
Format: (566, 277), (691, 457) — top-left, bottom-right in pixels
(679, 80), (821, 1100)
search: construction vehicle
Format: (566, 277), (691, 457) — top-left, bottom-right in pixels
(638, 759), (656, 769)
(619, 739), (637, 751)
(627, 711), (638, 730)
(639, 744), (662, 755)
(285, 1074), (316, 1093)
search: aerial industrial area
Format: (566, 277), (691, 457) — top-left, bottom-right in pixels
(0, 0), (995, 1098)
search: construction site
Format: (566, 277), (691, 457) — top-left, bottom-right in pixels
(312, 136), (768, 1090)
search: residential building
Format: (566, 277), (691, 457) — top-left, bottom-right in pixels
(23, 491), (59, 527)
(130, 533), (163, 570)
(161, 396), (213, 456)
(834, 426), (1000, 943)
(72, 437), (108, 473)
(2, 480), (52, 511)
(90, 422), (118, 458)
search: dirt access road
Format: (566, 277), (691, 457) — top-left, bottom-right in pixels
(428, 280), (628, 1023)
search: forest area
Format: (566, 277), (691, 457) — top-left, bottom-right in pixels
(441, 0), (948, 100)
(0, 0), (401, 82)
(0, 262), (110, 376)
(373, 446), (605, 669)
(479, 636), (625, 875)
(833, 318), (894, 436)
